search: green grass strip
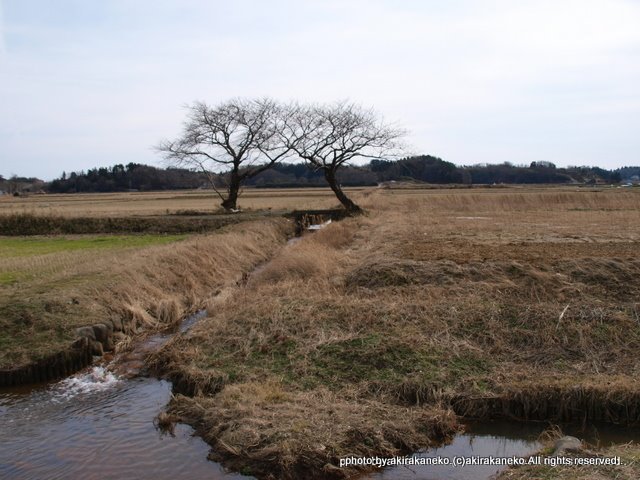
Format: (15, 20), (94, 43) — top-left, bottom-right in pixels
(0, 234), (187, 258)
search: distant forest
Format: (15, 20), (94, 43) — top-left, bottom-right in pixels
(4, 156), (639, 194)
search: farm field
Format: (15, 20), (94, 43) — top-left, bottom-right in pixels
(0, 187), (365, 217)
(151, 186), (640, 478)
(0, 184), (610, 217)
(1, 185), (640, 479)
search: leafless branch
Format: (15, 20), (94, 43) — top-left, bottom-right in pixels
(156, 98), (293, 210)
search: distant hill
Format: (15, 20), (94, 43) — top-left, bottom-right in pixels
(11, 157), (637, 195)
(47, 163), (207, 193)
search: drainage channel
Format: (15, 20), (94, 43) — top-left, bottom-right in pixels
(5, 330), (638, 480)
(0, 223), (327, 479)
(3, 220), (639, 478)
(0, 310), (248, 480)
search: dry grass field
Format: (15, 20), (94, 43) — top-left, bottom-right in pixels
(149, 186), (640, 479)
(2, 185), (640, 478)
(0, 187), (364, 217)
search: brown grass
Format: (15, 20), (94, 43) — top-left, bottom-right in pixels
(498, 430), (640, 480)
(172, 384), (459, 479)
(0, 188), (360, 217)
(356, 186), (640, 213)
(247, 222), (358, 286)
(0, 218), (294, 368)
(148, 187), (640, 479)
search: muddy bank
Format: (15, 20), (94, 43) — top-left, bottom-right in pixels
(450, 382), (640, 426)
(286, 208), (351, 235)
(388, 377), (640, 427)
(0, 339), (92, 387)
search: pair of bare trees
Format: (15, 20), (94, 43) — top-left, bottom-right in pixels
(157, 99), (405, 213)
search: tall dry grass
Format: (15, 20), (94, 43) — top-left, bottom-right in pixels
(356, 187), (640, 213)
(0, 218), (294, 368)
(152, 188), (640, 478)
(247, 220), (359, 286)
(97, 218), (295, 335)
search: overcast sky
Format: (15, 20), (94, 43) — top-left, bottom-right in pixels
(1, 0), (639, 179)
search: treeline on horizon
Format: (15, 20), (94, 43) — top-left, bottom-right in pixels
(20, 157), (640, 194)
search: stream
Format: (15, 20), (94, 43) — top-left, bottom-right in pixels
(1, 303), (639, 478)
(0, 373), (239, 479)
(0, 310), (245, 480)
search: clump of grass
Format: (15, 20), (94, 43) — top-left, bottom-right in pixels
(345, 256), (441, 288)
(248, 242), (338, 285)
(154, 411), (180, 436)
(306, 220), (357, 249)
(169, 383), (459, 479)
(120, 303), (158, 330)
(248, 220), (358, 286)
(153, 297), (182, 328)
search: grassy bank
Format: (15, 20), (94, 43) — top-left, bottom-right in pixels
(151, 188), (640, 479)
(0, 218), (293, 369)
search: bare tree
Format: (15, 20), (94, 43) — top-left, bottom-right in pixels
(279, 101), (405, 213)
(157, 98), (290, 211)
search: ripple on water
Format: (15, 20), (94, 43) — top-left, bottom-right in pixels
(52, 366), (122, 399)
(0, 366), (248, 480)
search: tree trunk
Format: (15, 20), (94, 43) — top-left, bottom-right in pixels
(221, 171), (241, 211)
(325, 169), (362, 213)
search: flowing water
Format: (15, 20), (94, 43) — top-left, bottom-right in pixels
(368, 421), (543, 480)
(0, 309), (246, 480)
(0, 368), (244, 480)
(2, 306), (639, 479)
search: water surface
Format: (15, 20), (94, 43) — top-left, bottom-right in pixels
(0, 367), (245, 480)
